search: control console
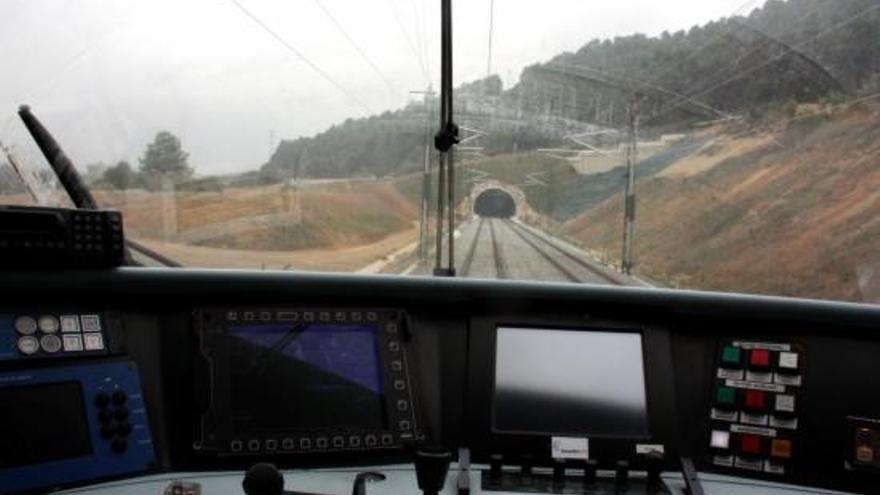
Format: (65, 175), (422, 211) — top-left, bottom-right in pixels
(194, 308), (423, 456)
(0, 311), (108, 360)
(0, 358), (155, 493)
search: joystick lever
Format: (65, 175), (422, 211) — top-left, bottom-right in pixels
(415, 446), (452, 495)
(243, 463), (285, 495)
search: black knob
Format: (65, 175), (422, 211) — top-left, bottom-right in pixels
(552, 459), (566, 487)
(111, 438), (128, 454)
(615, 460), (629, 489)
(645, 452), (664, 493)
(414, 446), (451, 495)
(583, 459), (597, 486)
(489, 454), (503, 480)
(95, 392), (110, 408)
(114, 407), (129, 421)
(117, 421), (133, 437)
(100, 424), (116, 439)
(243, 463), (284, 495)
(112, 390), (127, 406)
(98, 408), (114, 423)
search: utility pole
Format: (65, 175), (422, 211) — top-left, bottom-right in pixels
(621, 93), (641, 275)
(486, 0), (495, 79)
(410, 88), (436, 264)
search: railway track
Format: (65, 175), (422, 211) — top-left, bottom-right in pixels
(456, 217), (622, 285)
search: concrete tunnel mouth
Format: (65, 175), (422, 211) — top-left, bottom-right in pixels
(474, 188), (517, 218)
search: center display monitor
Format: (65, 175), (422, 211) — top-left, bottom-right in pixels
(492, 326), (649, 438)
(195, 309), (419, 455)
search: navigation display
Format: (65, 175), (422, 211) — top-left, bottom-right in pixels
(493, 327), (649, 437)
(228, 323), (387, 432)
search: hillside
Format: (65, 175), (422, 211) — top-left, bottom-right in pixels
(260, 0), (880, 181)
(563, 101), (880, 303)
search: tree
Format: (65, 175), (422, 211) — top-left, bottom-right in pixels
(102, 161), (138, 190)
(139, 131), (192, 189)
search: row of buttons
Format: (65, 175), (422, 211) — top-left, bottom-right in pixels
(230, 433), (396, 453)
(711, 431), (791, 474)
(227, 310), (383, 324)
(16, 333), (105, 355)
(15, 314), (101, 335)
(95, 390), (132, 454)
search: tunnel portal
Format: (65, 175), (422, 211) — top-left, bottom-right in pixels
(474, 188), (517, 218)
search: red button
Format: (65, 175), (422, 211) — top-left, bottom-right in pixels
(740, 435), (763, 455)
(744, 390), (767, 410)
(750, 349), (771, 367)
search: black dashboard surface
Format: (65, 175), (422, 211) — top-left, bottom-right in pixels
(2, 267), (880, 494)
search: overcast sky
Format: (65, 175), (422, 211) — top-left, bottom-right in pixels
(0, 0), (768, 175)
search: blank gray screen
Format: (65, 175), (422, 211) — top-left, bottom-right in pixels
(493, 327), (649, 437)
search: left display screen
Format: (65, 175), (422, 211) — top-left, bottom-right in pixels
(0, 382), (92, 468)
(227, 323), (387, 433)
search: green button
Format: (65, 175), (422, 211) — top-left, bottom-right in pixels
(721, 346), (741, 364)
(716, 386), (736, 405)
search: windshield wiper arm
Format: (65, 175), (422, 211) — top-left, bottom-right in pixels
(16, 104), (181, 268)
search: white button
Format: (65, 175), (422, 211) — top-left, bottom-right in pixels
(40, 334), (62, 353)
(17, 336), (39, 355)
(60, 315), (80, 333)
(775, 394), (796, 413)
(38, 315), (60, 333)
(63, 334), (84, 351)
(778, 352), (798, 370)
(710, 430), (730, 449)
(14, 316), (38, 335)
(81, 315), (101, 332)
(84, 333), (105, 350)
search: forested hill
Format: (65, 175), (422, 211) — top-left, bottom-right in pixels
(259, 0), (880, 182)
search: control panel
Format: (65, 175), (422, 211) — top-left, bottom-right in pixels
(0, 312), (108, 360)
(707, 340), (803, 476)
(194, 308), (423, 457)
(0, 358), (155, 493)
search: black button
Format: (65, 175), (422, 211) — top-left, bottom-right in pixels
(114, 407), (129, 421)
(98, 408), (114, 423)
(111, 438), (128, 453)
(112, 390), (127, 406)
(101, 424), (116, 439)
(117, 422), (132, 437)
(95, 392), (110, 408)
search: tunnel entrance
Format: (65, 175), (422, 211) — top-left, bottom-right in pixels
(474, 188), (516, 218)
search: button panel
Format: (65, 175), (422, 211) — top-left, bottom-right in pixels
(3, 312), (108, 360)
(708, 339), (804, 476)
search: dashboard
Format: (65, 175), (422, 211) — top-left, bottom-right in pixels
(1, 267), (880, 494)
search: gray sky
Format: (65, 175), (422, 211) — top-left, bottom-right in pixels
(0, 0), (767, 175)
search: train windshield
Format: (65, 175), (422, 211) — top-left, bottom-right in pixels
(0, 0), (878, 304)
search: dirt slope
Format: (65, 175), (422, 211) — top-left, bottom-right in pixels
(564, 103), (880, 303)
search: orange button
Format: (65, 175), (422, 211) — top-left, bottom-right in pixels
(771, 439), (792, 459)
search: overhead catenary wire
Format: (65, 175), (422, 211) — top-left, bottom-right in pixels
(312, 0), (397, 95)
(227, 0), (374, 115)
(386, 0), (430, 85)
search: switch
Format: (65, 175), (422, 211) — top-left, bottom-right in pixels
(739, 435), (763, 457)
(748, 349), (771, 370)
(744, 390), (767, 412)
(715, 387), (737, 409)
(582, 459), (597, 486)
(552, 459), (565, 487)
(778, 351), (798, 371)
(615, 460), (629, 488)
(720, 346), (742, 368)
(774, 394), (795, 414)
(710, 430), (731, 451)
(770, 439), (792, 460)
(489, 454), (503, 480)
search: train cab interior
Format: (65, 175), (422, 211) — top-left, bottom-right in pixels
(1, 1), (879, 494)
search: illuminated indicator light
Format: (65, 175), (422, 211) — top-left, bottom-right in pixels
(744, 390), (767, 410)
(710, 430), (730, 450)
(770, 439), (792, 459)
(749, 349), (771, 367)
(716, 387), (736, 406)
(721, 346), (741, 365)
(778, 352), (799, 370)
(740, 435), (762, 455)
(775, 394), (796, 413)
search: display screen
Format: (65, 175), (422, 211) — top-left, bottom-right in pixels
(228, 323), (387, 433)
(0, 382), (93, 468)
(493, 327), (649, 437)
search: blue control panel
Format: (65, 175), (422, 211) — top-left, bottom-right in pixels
(0, 312), (109, 360)
(0, 359), (155, 493)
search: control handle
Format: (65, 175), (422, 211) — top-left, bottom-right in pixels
(415, 446), (452, 495)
